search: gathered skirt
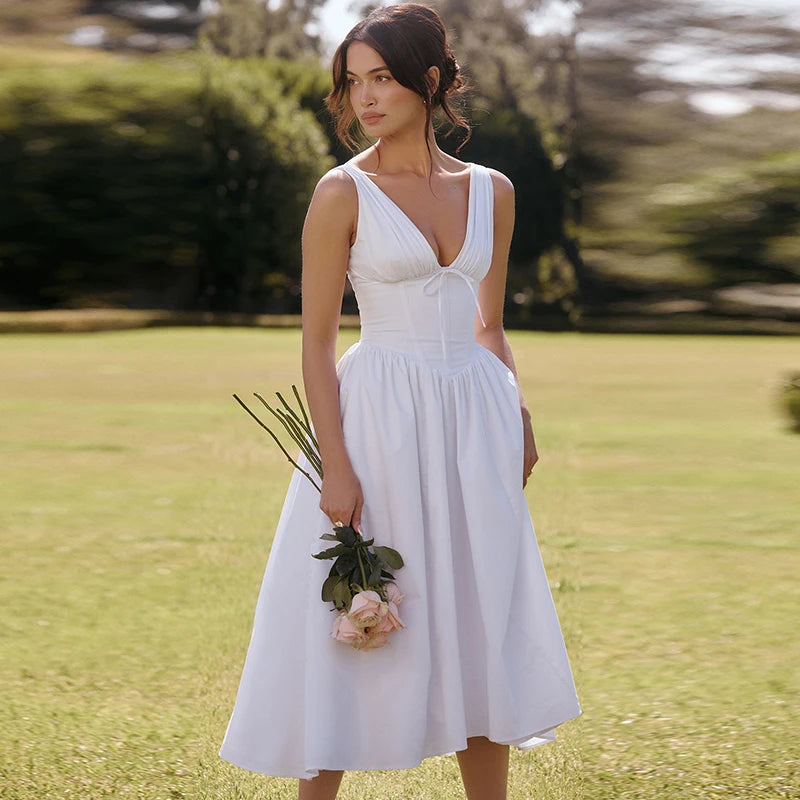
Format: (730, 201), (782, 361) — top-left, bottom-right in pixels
(218, 340), (582, 779)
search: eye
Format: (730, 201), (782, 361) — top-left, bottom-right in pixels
(375, 74), (391, 82)
(347, 77), (358, 86)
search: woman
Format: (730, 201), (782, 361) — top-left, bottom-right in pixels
(218, 4), (581, 799)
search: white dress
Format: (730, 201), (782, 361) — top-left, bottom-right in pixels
(218, 158), (582, 779)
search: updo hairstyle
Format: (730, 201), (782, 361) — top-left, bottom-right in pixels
(325, 3), (471, 152)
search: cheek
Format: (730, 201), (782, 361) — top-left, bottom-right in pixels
(384, 85), (422, 113)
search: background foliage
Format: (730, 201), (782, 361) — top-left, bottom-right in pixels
(0, 50), (333, 312)
(196, 51), (334, 312)
(0, 0), (798, 326)
(654, 151), (800, 286)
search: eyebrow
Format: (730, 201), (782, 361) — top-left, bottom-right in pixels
(346, 66), (390, 76)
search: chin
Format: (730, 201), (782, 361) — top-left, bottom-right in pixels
(374, 118), (421, 139)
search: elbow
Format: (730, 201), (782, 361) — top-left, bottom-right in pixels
(302, 335), (337, 366)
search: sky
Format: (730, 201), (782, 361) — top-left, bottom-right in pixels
(315, 2), (368, 51)
(317, 0), (800, 50)
(316, 0), (580, 54)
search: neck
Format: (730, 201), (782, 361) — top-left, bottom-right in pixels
(371, 121), (445, 177)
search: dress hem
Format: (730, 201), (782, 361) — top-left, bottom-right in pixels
(218, 710), (581, 780)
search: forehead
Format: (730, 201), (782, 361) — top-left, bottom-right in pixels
(345, 41), (389, 75)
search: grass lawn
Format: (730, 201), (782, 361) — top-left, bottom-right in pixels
(0, 328), (797, 799)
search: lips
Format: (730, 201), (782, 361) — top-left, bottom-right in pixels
(361, 113), (384, 125)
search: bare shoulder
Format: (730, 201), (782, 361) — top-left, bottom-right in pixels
(486, 167), (515, 201)
(311, 165), (357, 206)
(486, 168), (514, 232)
(304, 165), (357, 243)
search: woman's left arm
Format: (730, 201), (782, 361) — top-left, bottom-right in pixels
(475, 169), (538, 487)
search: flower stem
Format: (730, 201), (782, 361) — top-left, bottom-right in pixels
(253, 393), (323, 479)
(290, 384), (319, 451)
(356, 546), (369, 590)
(232, 394), (321, 492)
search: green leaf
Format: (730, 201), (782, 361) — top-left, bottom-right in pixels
(350, 567), (363, 588)
(319, 533), (339, 541)
(333, 577), (349, 606)
(312, 543), (349, 559)
(368, 560), (382, 584)
(372, 545), (404, 569)
(334, 525), (357, 547)
(321, 575), (339, 602)
(334, 553), (357, 575)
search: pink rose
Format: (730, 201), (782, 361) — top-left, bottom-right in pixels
(331, 611), (368, 647)
(357, 629), (390, 650)
(348, 590), (387, 628)
(385, 583), (405, 605)
(372, 600), (405, 634)
(359, 628), (389, 650)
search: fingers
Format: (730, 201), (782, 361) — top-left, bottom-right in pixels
(522, 456), (537, 488)
(351, 496), (364, 534)
(325, 509), (350, 527)
(321, 501), (363, 533)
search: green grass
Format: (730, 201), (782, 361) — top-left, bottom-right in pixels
(0, 328), (797, 799)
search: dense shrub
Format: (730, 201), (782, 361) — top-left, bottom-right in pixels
(0, 55), (203, 308)
(778, 371), (800, 432)
(196, 52), (333, 312)
(0, 51), (333, 311)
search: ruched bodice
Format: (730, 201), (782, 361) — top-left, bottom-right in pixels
(337, 160), (494, 370)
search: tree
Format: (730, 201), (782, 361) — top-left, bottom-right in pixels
(576, 0), (800, 294)
(656, 153), (800, 286)
(198, 0), (327, 59)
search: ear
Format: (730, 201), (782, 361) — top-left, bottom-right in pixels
(424, 65), (440, 98)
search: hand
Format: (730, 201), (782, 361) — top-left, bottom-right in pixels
(319, 462), (365, 533)
(521, 409), (538, 489)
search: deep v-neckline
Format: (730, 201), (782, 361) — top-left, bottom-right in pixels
(350, 161), (474, 269)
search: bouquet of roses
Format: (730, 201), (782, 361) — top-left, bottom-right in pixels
(233, 385), (406, 651)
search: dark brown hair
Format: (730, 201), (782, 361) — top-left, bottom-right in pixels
(325, 2), (471, 153)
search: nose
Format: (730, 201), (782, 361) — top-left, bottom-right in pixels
(360, 84), (375, 107)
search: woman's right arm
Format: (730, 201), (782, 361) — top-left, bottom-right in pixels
(300, 168), (365, 533)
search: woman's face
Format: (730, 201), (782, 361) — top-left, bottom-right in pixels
(345, 41), (427, 139)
